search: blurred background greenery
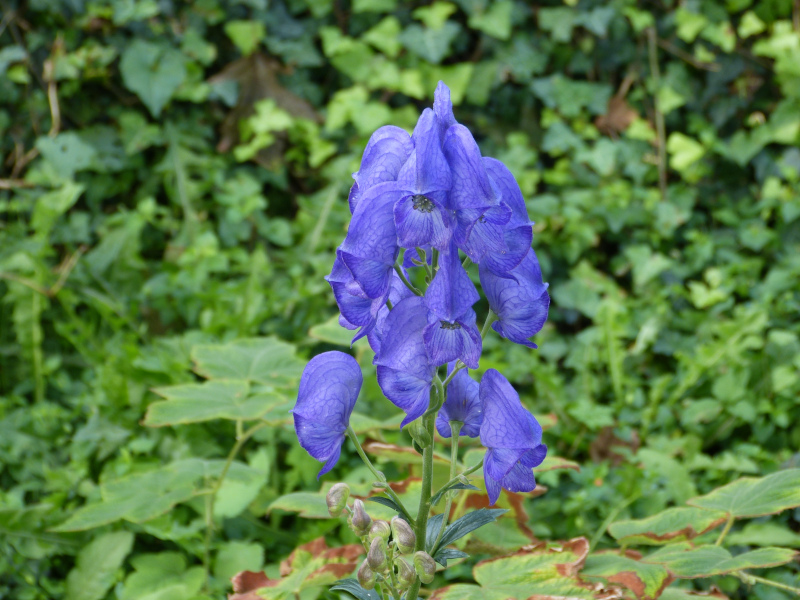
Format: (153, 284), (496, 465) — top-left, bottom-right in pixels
(1, 0), (799, 598)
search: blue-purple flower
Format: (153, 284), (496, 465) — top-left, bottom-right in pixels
(436, 363), (482, 438)
(480, 249), (550, 348)
(479, 369), (547, 505)
(293, 352), (362, 477)
(348, 125), (413, 214)
(373, 296), (436, 427)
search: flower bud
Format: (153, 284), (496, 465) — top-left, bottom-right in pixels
(367, 537), (387, 571)
(349, 499), (372, 536)
(357, 559), (376, 590)
(326, 483), (350, 517)
(391, 516), (416, 554)
(368, 519), (391, 543)
(408, 419), (432, 449)
(413, 551), (436, 584)
(395, 557), (415, 589)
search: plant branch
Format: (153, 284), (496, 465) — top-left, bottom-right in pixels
(346, 426), (414, 525)
(394, 264), (423, 296)
(431, 421), (461, 553)
(737, 571), (800, 596)
(480, 310), (496, 339)
(715, 515), (734, 546)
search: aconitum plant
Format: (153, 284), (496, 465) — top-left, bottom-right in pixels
(293, 82), (550, 599)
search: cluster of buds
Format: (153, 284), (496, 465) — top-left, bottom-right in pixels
(326, 484), (437, 592)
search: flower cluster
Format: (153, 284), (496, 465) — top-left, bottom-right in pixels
(294, 82), (550, 506)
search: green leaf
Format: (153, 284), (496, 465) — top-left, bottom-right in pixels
(433, 508), (507, 553)
(268, 492), (331, 519)
(352, 0), (396, 13)
(687, 469), (800, 518)
(362, 16), (402, 58)
(412, 2), (457, 30)
(53, 459), (261, 530)
(191, 337), (304, 387)
(224, 20), (265, 56)
(434, 547), (469, 566)
(119, 552), (205, 600)
(609, 507), (728, 545)
(430, 482), (480, 508)
(36, 133), (97, 179)
(366, 496), (413, 523)
(65, 531), (134, 600)
(667, 133), (705, 172)
(399, 22), (461, 64)
(308, 314), (358, 346)
(30, 182), (85, 238)
(119, 40), (186, 118)
(643, 544), (798, 578)
(583, 553), (673, 600)
(214, 541), (263, 581)
(727, 522), (800, 548)
(468, 0), (512, 40)
(330, 579), (381, 600)
(145, 380), (287, 426)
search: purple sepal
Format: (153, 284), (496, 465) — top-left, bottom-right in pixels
(436, 363), (482, 438)
(425, 243), (479, 322)
(480, 249), (550, 348)
(293, 352), (362, 478)
(479, 369), (546, 505)
(442, 125), (496, 211)
(433, 81), (457, 140)
(422, 308), (481, 369)
(349, 125), (413, 213)
(394, 194), (451, 250)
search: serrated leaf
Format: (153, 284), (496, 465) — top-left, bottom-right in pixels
(191, 337), (304, 387)
(609, 507), (728, 545)
(583, 553), (673, 600)
(643, 543), (798, 578)
(145, 381), (286, 426)
(119, 40), (186, 117)
(65, 531), (134, 600)
(433, 508), (507, 554)
(687, 469), (800, 518)
(330, 578), (381, 600)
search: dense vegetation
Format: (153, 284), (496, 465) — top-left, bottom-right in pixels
(1, 0), (799, 599)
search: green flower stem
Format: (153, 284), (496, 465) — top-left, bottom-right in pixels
(204, 420), (269, 591)
(715, 515), (734, 546)
(415, 246), (432, 279)
(434, 458), (484, 498)
(405, 388), (438, 600)
(461, 256), (471, 269)
(480, 310), (496, 338)
(346, 426), (415, 526)
(736, 571), (800, 596)
(431, 421), (462, 553)
(442, 361), (465, 387)
(394, 264), (423, 296)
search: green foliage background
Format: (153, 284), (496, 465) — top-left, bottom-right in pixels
(1, 0), (799, 598)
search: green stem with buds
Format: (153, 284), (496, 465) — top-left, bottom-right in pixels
(431, 421), (462, 553)
(346, 426), (415, 526)
(405, 386), (439, 600)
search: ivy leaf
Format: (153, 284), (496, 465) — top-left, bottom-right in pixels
(120, 40), (186, 118)
(399, 22), (461, 64)
(687, 469), (800, 518)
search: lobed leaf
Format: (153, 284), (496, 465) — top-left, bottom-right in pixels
(687, 468), (800, 518)
(191, 337), (304, 387)
(608, 507), (728, 546)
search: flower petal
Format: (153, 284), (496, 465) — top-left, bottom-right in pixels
(425, 243), (479, 322)
(443, 125), (496, 211)
(500, 462), (537, 494)
(376, 365), (432, 427)
(479, 369), (540, 449)
(394, 194), (451, 249)
(350, 125), (413, 213)
(436, 364), (482, 438)
(374, 296), (432, 379)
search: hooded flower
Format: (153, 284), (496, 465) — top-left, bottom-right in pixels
(479, 369), (547, 505)
(293, 352), (362, 478)
(373, 296), (437, 427)
(348, 125), (414, 214)
(480, 249), (550, 348)
(392, 109), (453, 250)
(422, 242), (481, 368)
(436, 363), (482, 438)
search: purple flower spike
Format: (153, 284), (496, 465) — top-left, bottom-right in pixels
(479, 369), (547, 505)
(340, 182), (405, 299)
(480, 249), (550, 349)
(293, 352), (362, 478)
(349, 126), (413, 214)
(374, 296), (436, 426)
(436, 363), (482, 438)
